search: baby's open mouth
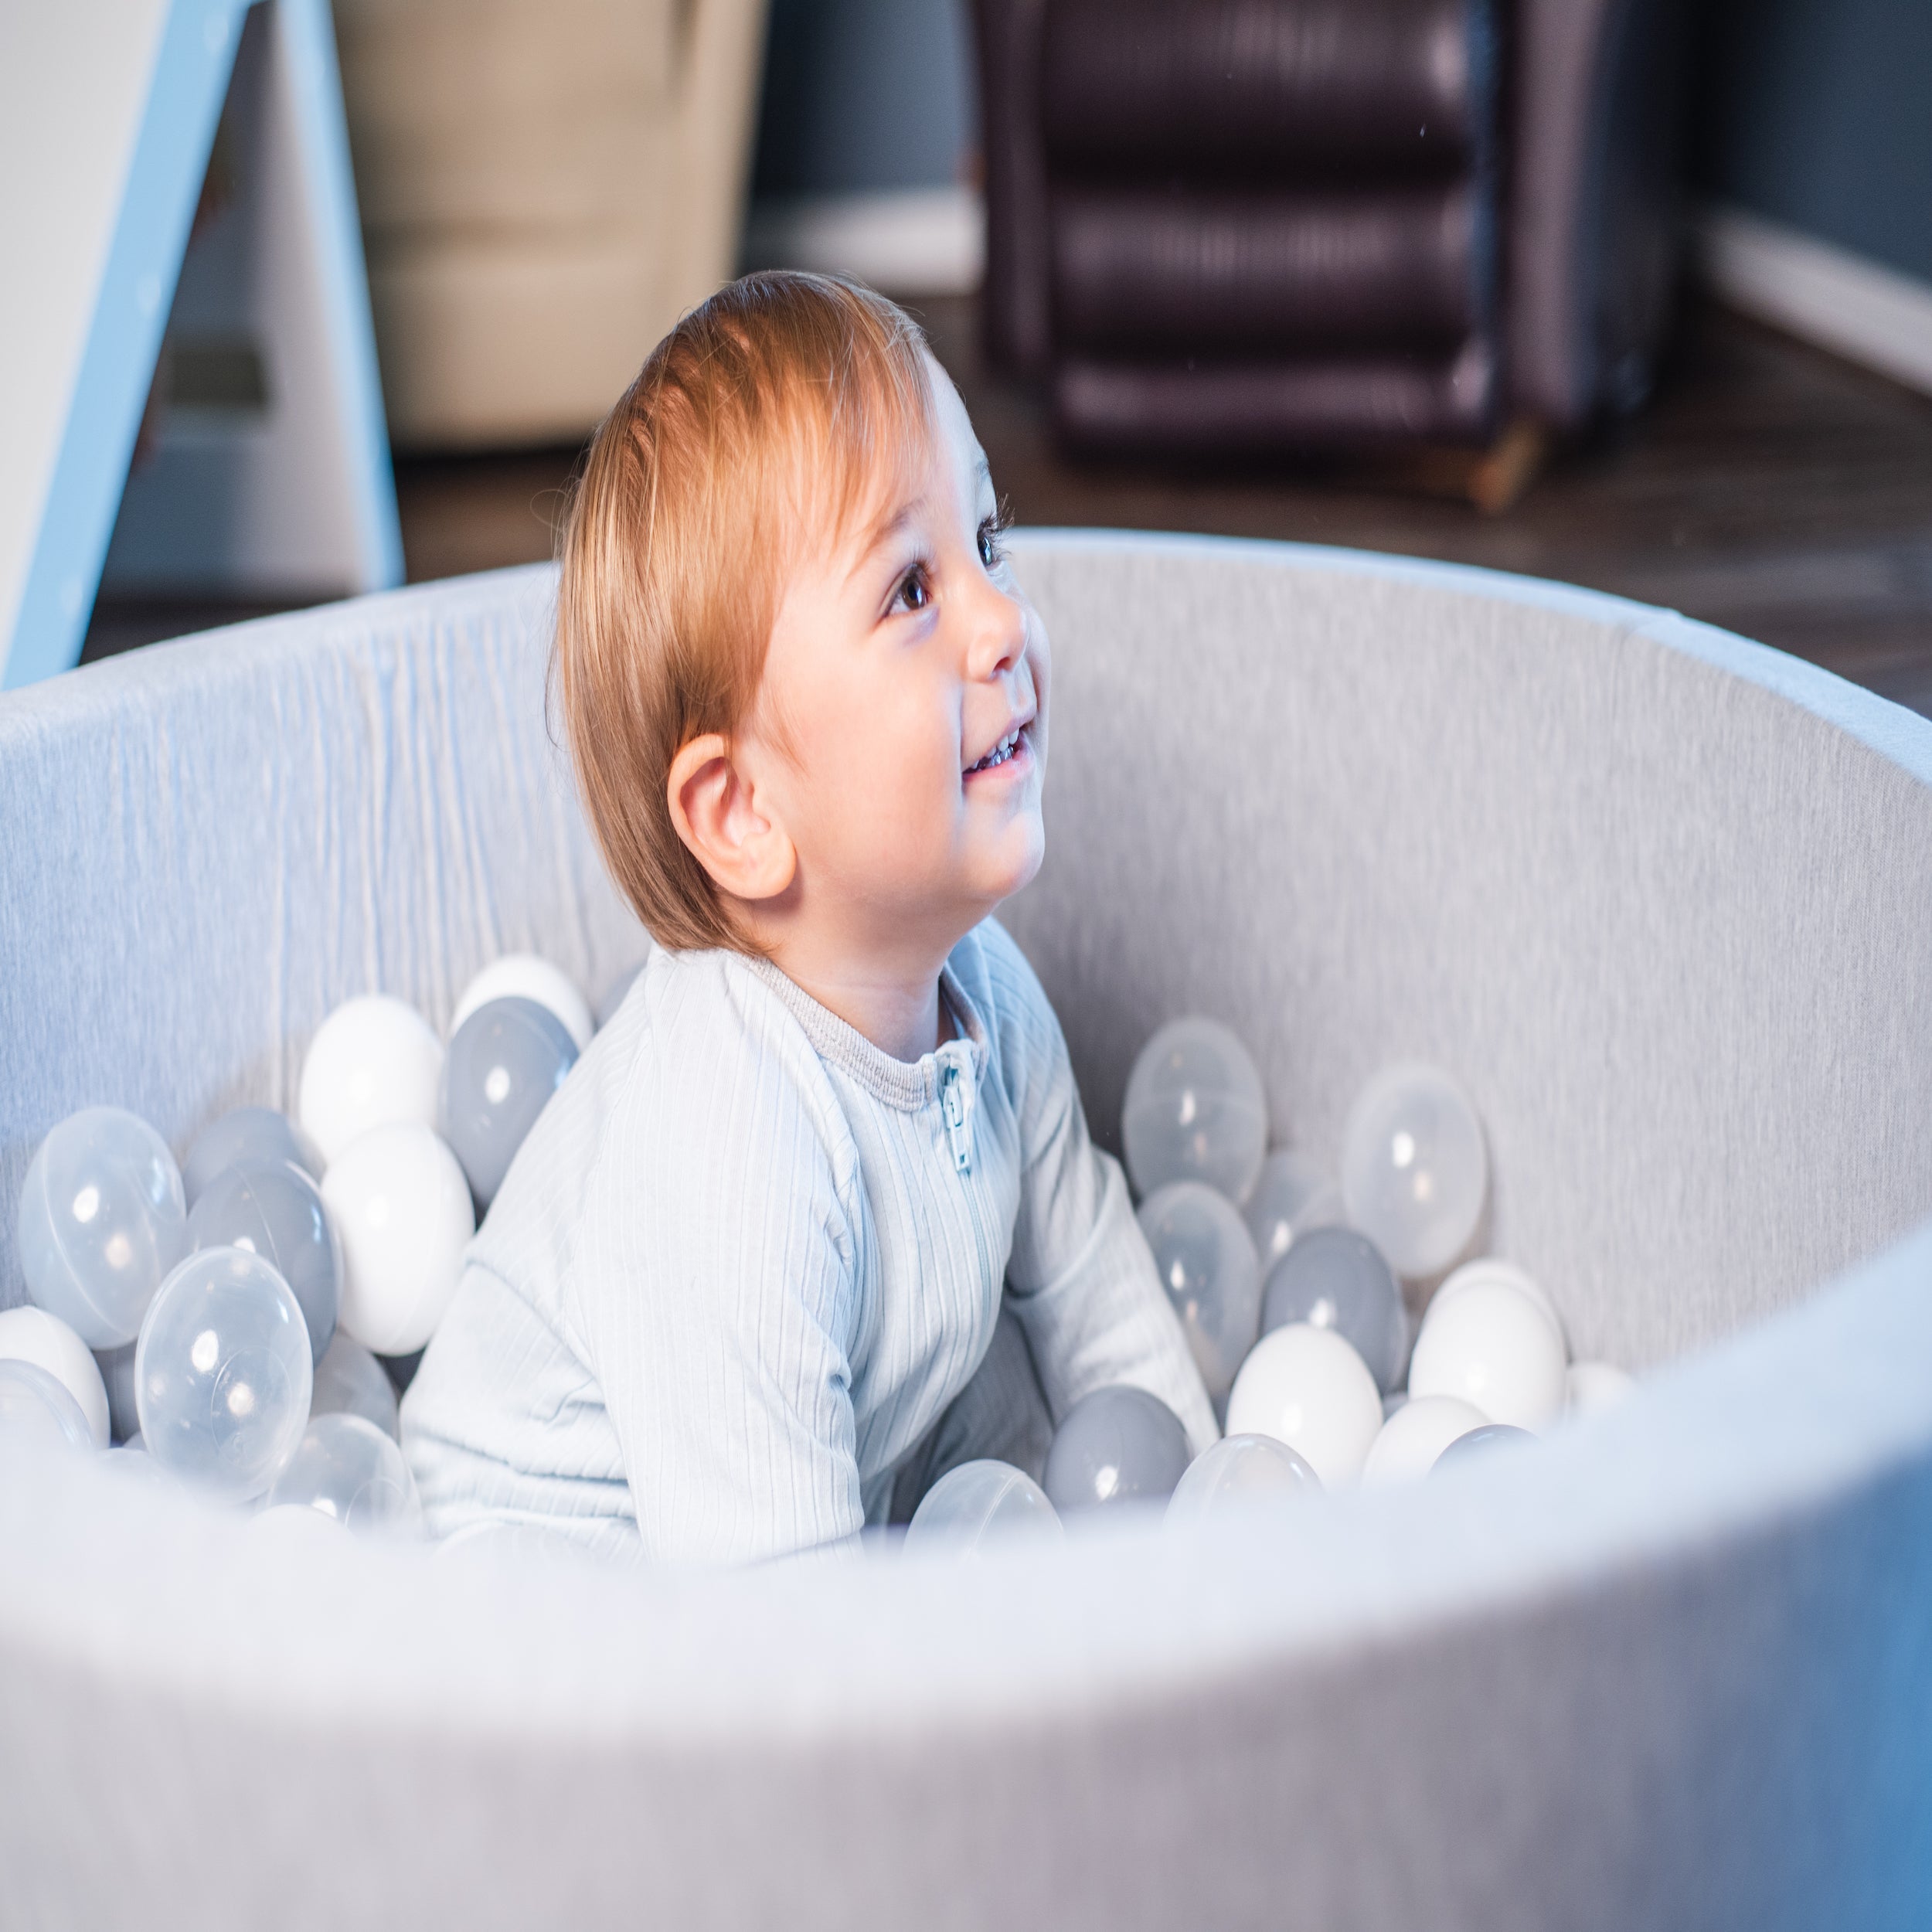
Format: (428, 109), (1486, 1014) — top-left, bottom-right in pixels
(966, 724), (1026, 776)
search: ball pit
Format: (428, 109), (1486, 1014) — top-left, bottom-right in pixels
(5, 542), (1932, 1926)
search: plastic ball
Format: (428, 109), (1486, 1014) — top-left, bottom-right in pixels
(1243, 1149), (1342, 1272)
(1165, 1433), (1321, 1526)
(0, 1359), (96, 1456)
(181, 1106), (321, 1206)
(310, 1330), (400, 1439)
(321, 1122), (475, 1355)
(440, 997), (579, 1210)
(1430, 1257), (1566, 1355)
(1043, 1386), (1192, 1514)
(453, 954), (593, 1054)
(15, 1106), (188, 1347)
(1434, 1422), (1538, 1473)
(1260, 1226), (1408, 1395)
(595, 959), (649, 1029)
(1224, 1322), (1383, 1488)
(97, 1340), (140, 1441)
(1567, 1359), (1637, 1418)
(1361, 1393), (1489, 1486)
(1121, 1016), (1268, 1202)
(0, 1306), (111, 1447)
(249, 1503), (348, 1550)
(1340, 1063), (1488, 1281)
(298, 995), (444, 1166)
(265, 1412), (423, 1536)
(1408, 1278), (1568, 1432)
(905, 1459), (1063, 1554)
(188, 1159), (339, 1363)
(1136, 1181), (1261, 1404)
(134, 1247), (313, 1501)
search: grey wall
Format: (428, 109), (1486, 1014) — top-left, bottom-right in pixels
(750, 0), (977, 199)
(1696, 0), (1932, 283)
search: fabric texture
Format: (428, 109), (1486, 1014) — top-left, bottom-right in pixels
(402, 920), (1216, 1560)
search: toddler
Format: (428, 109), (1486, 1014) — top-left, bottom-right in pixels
(403, 272), (1217, 1562)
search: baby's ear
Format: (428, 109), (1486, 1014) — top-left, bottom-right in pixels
(667, 733), (797, 904)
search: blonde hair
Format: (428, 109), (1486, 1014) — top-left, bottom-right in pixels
(553, 271), (935, 954)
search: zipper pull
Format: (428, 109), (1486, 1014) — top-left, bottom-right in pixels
(940, 1061), (972, 1174)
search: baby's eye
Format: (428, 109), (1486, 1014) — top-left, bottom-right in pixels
(893, 565), (931, 613)
(977, 517), (1005, 570)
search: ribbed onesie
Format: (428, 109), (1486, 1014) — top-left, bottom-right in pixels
(402, 917), (1217, 1563)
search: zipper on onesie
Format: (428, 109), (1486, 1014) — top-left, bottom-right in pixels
(940, 1059), (973, 1173)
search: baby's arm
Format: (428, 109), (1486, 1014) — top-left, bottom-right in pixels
(570, 984), (866, 1565)
(987, 932), (1219, 1454)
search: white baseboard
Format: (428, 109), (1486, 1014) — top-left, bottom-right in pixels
(742, 187), (984, 298)
(1696, 204), (1932, 399)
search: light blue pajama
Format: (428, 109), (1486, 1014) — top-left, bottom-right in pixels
(402, 917), (1217, 1563)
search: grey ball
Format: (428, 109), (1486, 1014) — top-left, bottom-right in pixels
(96, 1340), (140, 1443)
(1043, 1386), (1192, 1514)
(187, 1158), (341, 1363)
(440, 996), (579, 1210)
(311, 1330), (401, 1440)
(1433, 1423), (1537, 1475)
(181, 1106), (320, 1207)
(1261, 1226), (1408, 1395)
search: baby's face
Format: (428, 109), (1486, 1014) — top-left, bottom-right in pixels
(748, 356), (1049, 952)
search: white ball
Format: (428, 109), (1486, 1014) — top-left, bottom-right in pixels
(321, 1123), (474, 1355)
(1223, 1322), (1383, 1488)
(1340, 1063), (1488, 1280)
(1567, 1359), (1637, 1419)
(453, 955), (593, 1054)
(0, 1306), (111, 1447)
(1429, 1257), (1566, 1354)
(1360, 1393), (1489, 1486)
(1407, 1279), (1567, 1432)
(298, 996), (444, 1166)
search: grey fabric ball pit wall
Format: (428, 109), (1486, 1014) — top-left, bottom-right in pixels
(4, 535), (1932, 1930)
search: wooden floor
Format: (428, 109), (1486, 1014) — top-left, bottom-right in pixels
(84, 294), (1932, 714)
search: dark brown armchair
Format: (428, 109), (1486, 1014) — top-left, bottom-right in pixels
(975, 0), (1688, 470)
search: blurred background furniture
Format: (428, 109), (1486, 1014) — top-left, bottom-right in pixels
(333, 0), (770, 450)
(975, 0), (1689, 472)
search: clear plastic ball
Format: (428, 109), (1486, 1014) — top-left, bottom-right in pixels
(0, 1359), (96, 1456)
(1408, 1277), (1567, 1432)
(1043, 1386), (1192, 1514)
(453, 954), (593, 1053)
(1260, 1226), (1408, 1395)
(1165, 1432), (1321, 1526)
(321, 1121), (474, 1355)
(181, 1106), (321, 1206)
(310, 1330), (400, 1439)
(15, 1106), (188, 1347)
(1121, 1017), (1268, 1203)
(134, 1246), (314, 1502)
(265, 1412), (423, 1536)
(297, 995), (445, 1166)
(440, 996), (579, 1210)
(1434, 1422), (1538, 1474)
(1340, 1063), (1488, 1281)
(188, 1159), (340, 1362)
(0, 1305), (111, 1447)
(905, 1459), (1063, 1554)
(1223, 1322), (1383, 1488)
(1243, 1149), (1342, 1272)
(1136, 1180), (1261, 1404)
(1361, 1393), (1489, 1486)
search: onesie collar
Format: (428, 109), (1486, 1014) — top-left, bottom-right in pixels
(742, 947), (989, 1111)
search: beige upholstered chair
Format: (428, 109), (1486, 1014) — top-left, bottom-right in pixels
(334, 0), (770, 449)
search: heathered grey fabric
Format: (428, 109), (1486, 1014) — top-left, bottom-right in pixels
(2, 536), (1931, 1930)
